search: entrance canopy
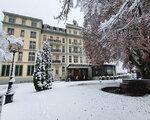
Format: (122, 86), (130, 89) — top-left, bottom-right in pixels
(67, 64), (91, 69)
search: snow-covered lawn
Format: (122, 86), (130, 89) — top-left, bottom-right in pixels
(1, 80), (150, 120)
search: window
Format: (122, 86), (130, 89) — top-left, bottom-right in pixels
(79, 39), (82, 45)
(7, 28), (14, 35)
(69, 56), (72, 63)
(27, 65), (34, 76)
(56, 54), (59, 60)
(69, 47), (72, 53)
(22, 19), (26, 25)
(62, 67), (65, 73)
(9, 17), (15, 23)
(28, 52), (35, 61)
(59, 28), (63, 32)
(1, 65), (10, 76)
(74, 56), (78, 63)
(15, 65), (23, 76)
(53, 27), (57, 30)
(80, 57), (83, 63)
(43, 35), (47, 41)
(56, 45), (59, 50)
(18, 52), (23, 61)
(30, 31), (36, 38)
(68, 30), (71, 34)
(62, 46), (65, 53)
(29, 41), (36, 49)
(79, 31), (82, 35)
(74, 31), (77, 35)
(69, 39), (71, 44)
(73, 46), (78, 53)
(62, 56), (65, 63)
(62, 38), (65, 43)
(79, 48), (82, 53)
(74, 39), (77, 44)
(20, 30), (25, 37)
(56, 37), (59, 40)
(50, 36), (53, 39)
(31, 21), (37, 27)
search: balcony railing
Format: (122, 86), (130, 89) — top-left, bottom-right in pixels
(72, 42), (82, 46)
(49, 39), (61, 44)
(51, 49), (61, 52)
(71, 51), (82, 54)
(52, 60), (61, 63)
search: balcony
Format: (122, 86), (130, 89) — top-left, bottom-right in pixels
(49, 39), (61, 45)
(52, 60), (61, 63)
(51, 49), (61, 52)
(72, 42), (82, 46)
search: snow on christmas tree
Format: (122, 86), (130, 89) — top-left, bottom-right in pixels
(41, 41), (52, 90)
(33, 52), (43, 91)
(33, 41), (52, 91)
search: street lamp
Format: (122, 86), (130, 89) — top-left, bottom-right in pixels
(5, 36), (23, 104)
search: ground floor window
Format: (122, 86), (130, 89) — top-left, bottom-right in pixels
(15, 65), (23, 76)
(1, 65), (10, 76)
(27, 65), (34, 76)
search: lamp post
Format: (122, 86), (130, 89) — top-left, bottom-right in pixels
(5, 42), (22, 104)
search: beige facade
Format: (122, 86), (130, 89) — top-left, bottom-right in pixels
(0, 12), (90, 84)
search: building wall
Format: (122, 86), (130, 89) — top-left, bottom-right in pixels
(0, 12), (42, 84)
(0, 12), (89, 84)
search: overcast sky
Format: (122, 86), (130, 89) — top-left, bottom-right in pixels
(0, 0), (84, 29)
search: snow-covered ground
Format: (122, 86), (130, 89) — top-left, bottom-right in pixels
(1, 80), (150, 120)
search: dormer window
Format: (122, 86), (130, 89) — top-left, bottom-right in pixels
(9, 17), (16, 23)
(53, 27), (56, 30)
(59, 28), (62, 32)
(47, 25), (50, 29)
(31, 21), (37, 27)
(73, 20), (78, 26)
(22, 19), (26, 25)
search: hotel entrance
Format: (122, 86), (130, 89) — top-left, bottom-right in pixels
(67, 64), (92, 80)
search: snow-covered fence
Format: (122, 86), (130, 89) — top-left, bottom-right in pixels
(98, 73), (136, 80)
(99, 76), (119, 80)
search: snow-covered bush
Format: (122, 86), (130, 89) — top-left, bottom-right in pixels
(0, 31), (23, 62)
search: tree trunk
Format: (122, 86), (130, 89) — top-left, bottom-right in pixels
(139, 65), (150, 79)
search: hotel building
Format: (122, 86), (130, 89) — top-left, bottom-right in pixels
(0, 12), (92, 84)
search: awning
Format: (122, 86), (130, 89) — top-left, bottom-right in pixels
(67, 64), (91, 69)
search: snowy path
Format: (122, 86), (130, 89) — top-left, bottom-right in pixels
(1, 80), (150, 120)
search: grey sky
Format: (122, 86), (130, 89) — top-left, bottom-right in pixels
(0, 0), (84, 29)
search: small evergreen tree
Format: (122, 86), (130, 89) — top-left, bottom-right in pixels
(41, 41), (52, 90)
(33, 41), (52, 91)
(33, 52), (43, 91)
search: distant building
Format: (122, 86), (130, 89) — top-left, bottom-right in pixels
(92, 64), (116, 77)
(0, 12), (91, 84)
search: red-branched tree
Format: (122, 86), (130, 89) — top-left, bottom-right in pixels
(57, 0), (150, 78)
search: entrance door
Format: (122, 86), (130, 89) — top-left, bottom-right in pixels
(81, 69), (88, 80)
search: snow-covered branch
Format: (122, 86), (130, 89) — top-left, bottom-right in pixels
(0, 31), (23, 62)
